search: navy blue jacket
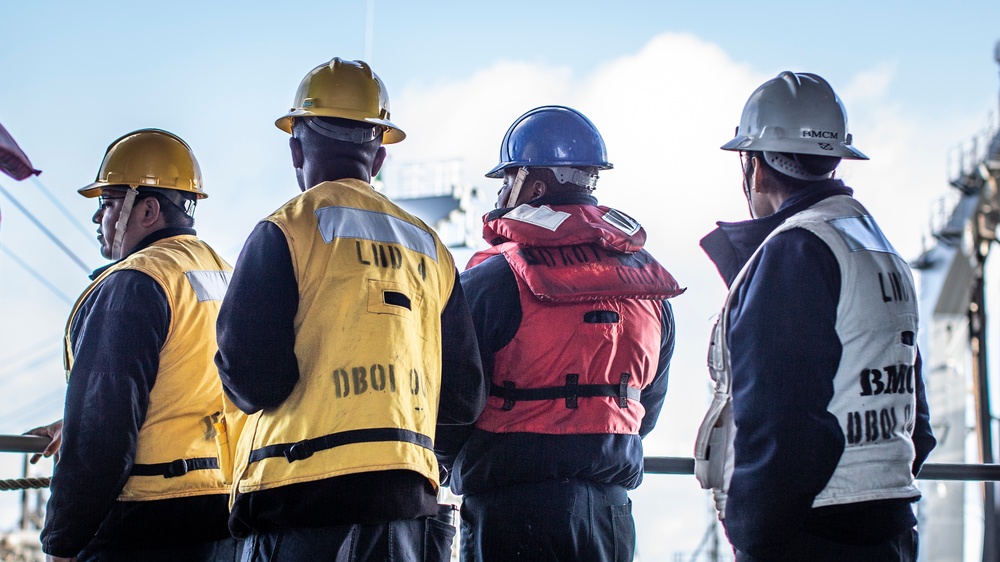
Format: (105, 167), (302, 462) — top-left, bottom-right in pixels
(438, 193), (675, 496)
(41, 228), (231, 558)
(700, 181), (936, 558)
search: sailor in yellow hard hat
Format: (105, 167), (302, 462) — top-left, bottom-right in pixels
(215, 58), (485, 561)
(29, 129), (242, 562)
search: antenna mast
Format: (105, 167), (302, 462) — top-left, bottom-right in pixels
(364, 0), (375, 64)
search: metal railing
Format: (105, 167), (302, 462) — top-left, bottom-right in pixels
(0, 436), (49, 455)
(0, 436), (53, 491)
(1, 436), (998, 487)
(643, 456), (1000, 481)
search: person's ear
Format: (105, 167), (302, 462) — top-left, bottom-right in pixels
(750, 155), (764, 192)
(140, 196), (161, 227)
(371, 146), (387, 177)
(290, 136), (304, 169)
(530, 179), (547, 200)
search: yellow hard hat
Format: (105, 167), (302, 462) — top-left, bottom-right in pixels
(275, 58), (405, 144)
(79, 128), (207, 199)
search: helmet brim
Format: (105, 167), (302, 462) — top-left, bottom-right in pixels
(275, 112), (405, 144)
(720, 135), (869, 160)
(78, 182), (107, 198)
(484, 161), (613, 179)
(78, 182), (208, 199)
(484, 164), (505, 179)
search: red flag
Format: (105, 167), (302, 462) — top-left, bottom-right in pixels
(0, 122), (41, 181)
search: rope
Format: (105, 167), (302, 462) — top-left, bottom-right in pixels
(0, 477), (49, 490)
(0, 182), (93, 273)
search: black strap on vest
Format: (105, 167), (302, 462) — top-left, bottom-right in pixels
(131, 456), (220, 479)
(492, 373), (640, 411)
(248, 427), (434, 464)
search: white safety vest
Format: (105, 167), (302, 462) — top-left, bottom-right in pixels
(694, 195), (920, 518)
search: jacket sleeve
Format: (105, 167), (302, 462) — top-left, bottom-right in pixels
(723, 229), (844, 559)
(216, 221), (300, 413)
(41, 271), (168, 557)
(638, 300), (674, 437)
(436, 272), (486, 427)
(912, 350), (936, 475)
(435, 255), (519, 477)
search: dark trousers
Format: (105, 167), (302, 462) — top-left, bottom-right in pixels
(735, 527), (918, 562)
(239, 506), (457, 562)
(460, 479), (635, 562)
(78, 536), (242, 562)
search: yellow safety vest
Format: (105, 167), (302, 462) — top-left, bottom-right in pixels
(232, 179), (455, 497)
(64, 234), (239, 501)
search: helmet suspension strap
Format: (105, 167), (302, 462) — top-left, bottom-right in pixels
(507, 167), (529, 208)
(111, 188), (139, 261)
(740, 152), (755, 217)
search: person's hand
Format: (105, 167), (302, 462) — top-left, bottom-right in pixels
(712, 488), (728, 520)
(25, 419), (63, 464)
(45, 555), (76, 562)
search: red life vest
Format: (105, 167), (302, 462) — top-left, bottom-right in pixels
(468, 204), (684, 435)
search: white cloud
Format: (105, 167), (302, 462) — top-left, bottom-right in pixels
(841, 62), (897, 103)
(389, 61), (575, 178)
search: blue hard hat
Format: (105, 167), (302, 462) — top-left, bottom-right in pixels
(485, 105), (613, 178)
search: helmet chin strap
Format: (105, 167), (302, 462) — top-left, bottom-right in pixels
(740, 153), (756, 218)
(743, 178), (755, 218)
(111, 188), (139, 261)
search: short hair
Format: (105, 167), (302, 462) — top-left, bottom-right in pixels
(292, 116), (382, 165)
(103, 186), (195, 228)
(524, 167), (598, 195)
(146, 191), (195, 228)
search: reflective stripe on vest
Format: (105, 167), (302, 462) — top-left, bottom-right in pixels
(315, 206), (439, 260)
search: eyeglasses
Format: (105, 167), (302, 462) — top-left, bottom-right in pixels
(97, 195), (125, 209)
(97, 193), (148, 210)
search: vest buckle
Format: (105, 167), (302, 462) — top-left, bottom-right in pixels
(285, 441), (314, 462)
(165, 458), (189, 478)
(618, 374), (630, 408)
(501, 381), (516, 411)
(565, 374), (579, 409)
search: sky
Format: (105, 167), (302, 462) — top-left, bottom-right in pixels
(1, 1), (1000, 559)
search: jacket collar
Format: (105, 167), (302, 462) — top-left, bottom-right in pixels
(90, 227), (196, 280)
(485, 192), (599, 223)
(700, 180), (853, 287)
